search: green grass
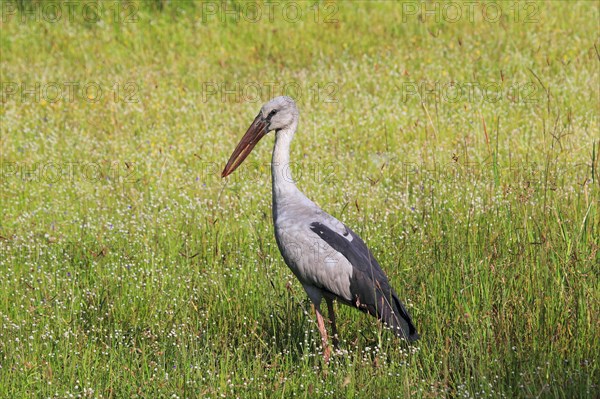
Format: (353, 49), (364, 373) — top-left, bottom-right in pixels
(1, 1), (598, 398)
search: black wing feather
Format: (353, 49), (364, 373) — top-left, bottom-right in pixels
(309, 221), (419, 341)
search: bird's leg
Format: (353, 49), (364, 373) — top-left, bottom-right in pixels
(313, 305), (331, 363)
(325, 297), (339, 349)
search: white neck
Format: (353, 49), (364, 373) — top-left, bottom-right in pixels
(271, 125), (299, 201)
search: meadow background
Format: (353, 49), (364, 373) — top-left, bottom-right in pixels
(1, 0), (598, 398)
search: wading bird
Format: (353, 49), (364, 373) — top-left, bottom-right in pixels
(221, 97), (419, 361)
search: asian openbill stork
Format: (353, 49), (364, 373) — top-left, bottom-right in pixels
(221, 96), (419, 362)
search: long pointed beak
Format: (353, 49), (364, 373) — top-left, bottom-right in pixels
(221, 113), (268, 178)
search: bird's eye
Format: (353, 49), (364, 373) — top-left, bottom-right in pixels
(267, 109), (278, 119)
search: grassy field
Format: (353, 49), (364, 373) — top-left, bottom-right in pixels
(1, 0), (599, 398)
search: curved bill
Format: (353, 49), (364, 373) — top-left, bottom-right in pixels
(221, 114), (268, 178)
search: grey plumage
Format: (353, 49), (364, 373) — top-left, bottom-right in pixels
(309, 222), (419, 341)
(222, 96), (419, 360)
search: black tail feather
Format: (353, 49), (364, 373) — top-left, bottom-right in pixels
(376, 290), (419, 342)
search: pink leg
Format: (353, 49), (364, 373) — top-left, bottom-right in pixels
(314, 305), (331, 363)
(325, 297), (339, 348)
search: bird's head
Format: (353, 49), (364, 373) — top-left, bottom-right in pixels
(221, 96), (298, 178)
(259, 96), (298, 132)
